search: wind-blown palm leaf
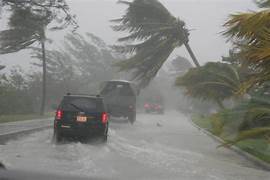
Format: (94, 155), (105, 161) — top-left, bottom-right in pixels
(255, 0), (270, 8)
(175, 62), (241, 109)
(223, 9), (270, 92)
(0, 7), (48, 54)
(112, 0), (199, 88)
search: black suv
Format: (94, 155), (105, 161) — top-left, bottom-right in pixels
(53, 94), (109, 142)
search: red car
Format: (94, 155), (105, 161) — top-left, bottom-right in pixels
(144, 102), (164, 114)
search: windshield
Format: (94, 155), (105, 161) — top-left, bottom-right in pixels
(1, 0), (270, 180)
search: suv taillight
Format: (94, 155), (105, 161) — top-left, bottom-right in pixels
(56, 110), (63, 120)
(101, 112), (108, 124)
(144, 103), (150, 108)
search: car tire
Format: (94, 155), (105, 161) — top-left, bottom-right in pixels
(128, 112), (136, 124)
(102, 134), (108, 142)
(53, 130), (63, 143)
(102, 126), (108, 142)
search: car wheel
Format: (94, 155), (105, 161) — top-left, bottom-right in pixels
(128, 113), (136, 124)
(53, 130), (63, 143)
(102, 126), (108, 142)
(102, 134), (108, 142)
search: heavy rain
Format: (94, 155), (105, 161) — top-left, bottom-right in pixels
(1, 0), (270, 180)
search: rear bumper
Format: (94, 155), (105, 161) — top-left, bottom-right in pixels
(145, 107), (164, 112)
(108, 106), (135, 117)
(54, 121), (107, 137)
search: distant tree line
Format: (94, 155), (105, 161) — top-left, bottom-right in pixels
(0, 32), (118, 115)
(0, 0), (77, 115)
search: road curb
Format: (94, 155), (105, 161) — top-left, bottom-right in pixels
(189, 119), (270, 171)
(0, 125), (52, 144)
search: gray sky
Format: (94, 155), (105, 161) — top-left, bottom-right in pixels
(0, 0), (257, 70)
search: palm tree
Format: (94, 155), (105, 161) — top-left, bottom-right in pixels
(217, 1), (270, 145)
(223, 8), (270, 93)
(112, 0), (200, 88)
(175, 62), (241, 109)
(255, 0), (270, 7)
(0, 7), (50, 115)
(0, 3), (76, 115)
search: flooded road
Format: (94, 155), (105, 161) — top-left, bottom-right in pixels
(1, 111), (270, 180)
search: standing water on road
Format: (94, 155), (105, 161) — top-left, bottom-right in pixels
(1, 0), (270, 179)
(1, 112), (270, 180)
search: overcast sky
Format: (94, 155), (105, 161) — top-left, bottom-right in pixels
(0, 0), (257, 70)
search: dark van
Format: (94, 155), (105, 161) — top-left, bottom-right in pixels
(100, 80), (138, 123)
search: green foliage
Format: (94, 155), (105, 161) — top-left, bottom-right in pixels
(175, 62), (241, 109)
(0, 68), (34, 114)
(0, 0), (77, 54)
(220, 127), (270, 147)
(193, 114), (270, 163)
(2, 0), (77, 30)
(255, 0), (270, 8)
(237, 139), (270, 163)
(0, 7), (48, 54)
(239, 87), (270, 131)
(223, 8), (270, 93)
(204, 93), (270, 146)
(112, 0), (198, 88)
(64, 33), (116, 78)
(0, 31), (118, 115)
(209, 114), (225, 136)
(63, 33), (118, 91)
(29, 32), (118, 107)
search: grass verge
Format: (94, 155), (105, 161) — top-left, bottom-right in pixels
(0, 112), (54, 124)
(192, 115), (270, 164)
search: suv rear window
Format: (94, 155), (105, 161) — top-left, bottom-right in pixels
(101, 82), (135, 96)
(61, 97), (99, 112)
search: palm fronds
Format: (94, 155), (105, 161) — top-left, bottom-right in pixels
(223, 9), (270, 92)
(255, 0), (270, 8)
(175, 62), (241, 108)
(112, 0), (198, 88)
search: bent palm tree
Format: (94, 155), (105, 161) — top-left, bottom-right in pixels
(112, 0), (200, 88)
(0, 7), (49, 115)
(223, 8), (270, 93)
(218, 2), (270, 145)
(175, 62), (241, 109)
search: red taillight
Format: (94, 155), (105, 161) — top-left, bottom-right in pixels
(56, 110), (63, 120)
(144, 103), (150, 108)
(101, 112), (108, 124)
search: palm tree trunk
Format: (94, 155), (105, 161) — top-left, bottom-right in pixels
(184, 42), (200, 67)
(40, 40), (47, 115)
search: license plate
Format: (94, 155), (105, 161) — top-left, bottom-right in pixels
(76, 116), (87, 122)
